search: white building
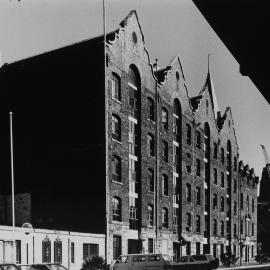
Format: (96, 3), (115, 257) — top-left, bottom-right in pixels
(0, 225), (105, 270)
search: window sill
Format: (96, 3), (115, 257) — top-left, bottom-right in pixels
(162, 195), (169, 198)
(112, 180), (123, 185)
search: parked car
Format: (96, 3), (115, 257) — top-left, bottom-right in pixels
(178, 254), (219, 270)
(18, 264), (67, 270)
(113, 254), (185, 270)
(0, 264), (20, 270)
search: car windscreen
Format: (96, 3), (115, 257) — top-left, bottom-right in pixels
(48, 265), (67, 270)
(0, 265), (20, 270)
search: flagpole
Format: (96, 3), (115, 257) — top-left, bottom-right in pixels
(9, 111), (16, 262)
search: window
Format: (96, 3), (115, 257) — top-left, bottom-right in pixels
(148, 238), (154, 253)
(129, 200), (138, 230)
(233, 224), (237, 238)
(213, 168), (217, 185)
(252, 223), (254, 236)
(71, 242), (75, 263)
(221, 172), (225, 188)
(186, 183), (191, 203)
(186, 242), (191, 255)
(247, 195), (249, 212)
(111, 73), (121, 101)
(234, 157), (237, 171)
(162, 208), (168, 228)
(186, 124), (191, 145)
(161, 108), (168, 130)
(221, 197), (225, 212)
(15, 240), (21, 264)
(196, 187), (201, 205)
(112, 155), (121, 182)
(148, 205), (153, 226)
(113, 236), (121, 260)
(233, 179), (237, 193)
(252, 198), (255, 213)
(233, 201), (237, 215)
(186, 213), (192, 231)
(186, 153), (191, 173)
(54, 239), (62, 263)
(128, 66), (139, 110)
(240, 219), (243, 234)
(196, 159), (201, 176)
(148, 169), (154, 192)
(213, 194), (217, 210)
(196, 215), (201, 233)
(83, 243), (99, 259)
(162, 174), (169, 196)
(241, 193), (244, 209)
(148, 98), (155, 121)
(42, 238), (51, 263)
(128, 120), (138, 155)
(147, 134), (155, 157)
(213, 219), (217, 236)
(112, 114), (121, 141)
(162, 141), (169, 162)
(112, 197), (121, 221)
(221, 148), (225, 164)
(220, 221), (225, 236)
(196, 243), (200, 255)
(196, 131), (201, 149)
(214, 143), (218, 159)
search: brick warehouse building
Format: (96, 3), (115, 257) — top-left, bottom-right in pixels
(0, 11), (257, 263)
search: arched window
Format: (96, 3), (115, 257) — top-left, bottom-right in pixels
(162, 174), (169, 196)
(221, 172), (225, 188)
(233, 201), (237, 215)
(173, 99), (181, 135)
(186, 124), (191, 145)
(147, 97), (155, 121)
(111, 73), (121, 101)
(196, 131), (201, 149)
(196, 187), (201, 205)
(213, 194), (217, 210)
(196, 215), (201, 233)
(221, 197), (225, 212)
(128, 65), (140, 111)
(147, 133), (155, 157)
(233, 224), (237, 237)
(112, 197), (121, 221)
(196, 159), (201, 176)
(162, 208), (168, 228)
(186, 153), (192, 173)
(148, 204), (153, 226)
(112, 114), (121, 141)
(161, 107), (168, 130)
(148, 169), (154, 192)
(233, 179), (237, 193)
(220, 221), (225, 236)
(213, 219), (217, 236)
(214, 143), (218, 159)
(112, 155), (121, 182)
(186, 183), (191, 203)
(214, 168), (218, 185)
(186, 213), (192, 231)
(162, 141), (168, 163)
(221, 148), (225, 164)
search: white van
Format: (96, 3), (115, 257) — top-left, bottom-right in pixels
(113, 254), (184, 270)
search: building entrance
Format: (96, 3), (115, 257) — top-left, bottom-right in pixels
(128, 239), (140, 254)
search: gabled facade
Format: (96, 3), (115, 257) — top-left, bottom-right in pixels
(0, 10), (258, 264)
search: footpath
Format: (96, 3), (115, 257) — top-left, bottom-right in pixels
(219, 263), (270, 269)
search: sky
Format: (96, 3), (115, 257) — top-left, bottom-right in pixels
(0, 0), (269, 177)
